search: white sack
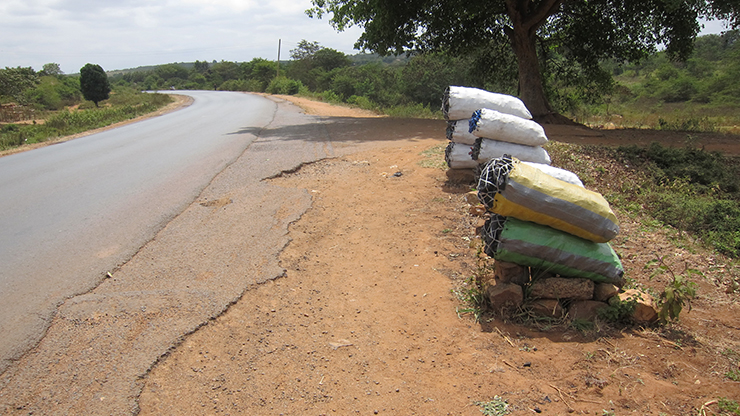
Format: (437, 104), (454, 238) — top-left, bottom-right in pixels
(443, 86), (532, 120)
(469, 108), (548, 146)
(444, 142), (477, 169)
(473, 138), (551, 165)
(523, 162), (584, 187)
(446, 120), (478, 145)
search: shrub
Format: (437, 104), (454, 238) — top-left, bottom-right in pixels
(346, 95), (375, 110)
(218, 79), (251, 92)
(266, 77), (302, 95)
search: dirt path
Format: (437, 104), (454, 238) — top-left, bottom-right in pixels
(137, 97), (740, 415)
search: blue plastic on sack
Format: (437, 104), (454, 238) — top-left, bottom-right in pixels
(468, 109), (482, 133)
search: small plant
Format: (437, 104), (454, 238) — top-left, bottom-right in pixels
(571, 318), (595, 332)
(646, 254), (699, 324)
(453, 277), (487, 323)
(474, 396), (510, 416)
(598, 296), (637, 324)
(726, 369), (740, 382)
(453, 242), (494, 322)
(718, 398), (740, 415)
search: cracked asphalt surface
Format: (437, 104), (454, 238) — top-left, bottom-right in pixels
(0, 93), (396, 415)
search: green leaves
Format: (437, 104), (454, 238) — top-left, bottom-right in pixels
(646, 254), (699, 324)
(79, 63), (111, 107)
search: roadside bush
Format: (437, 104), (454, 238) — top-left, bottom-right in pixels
(218, 79), (256, 92)
(317, 90), (341, 103)
(346, 95), (375, 111)
(0, 88), (172, 151)
(382, 102), (440, 119)
(657, 77), (697, 102)
(617, 143), (740, 257)
(0, 124), (26, 149)
(266, 77), (302, 95)
(23, 76), (81, 110)
(621, 142), (738, 192)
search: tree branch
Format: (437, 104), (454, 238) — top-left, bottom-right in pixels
(523, 0), (565, 31)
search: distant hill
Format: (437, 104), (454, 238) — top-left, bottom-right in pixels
(107, 52), (411, 75)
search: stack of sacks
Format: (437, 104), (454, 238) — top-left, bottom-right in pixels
(443, 86), (543, 169)
(477, 155), (625, 287)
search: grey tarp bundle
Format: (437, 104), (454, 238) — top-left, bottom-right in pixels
(446, 120), (478, 145)
(472, 137), (551, 165)
(446, 140), (555, 169)
(442, 86), (532, 120)
(469, 108), (548, 147)
(482, 214), (625, 286)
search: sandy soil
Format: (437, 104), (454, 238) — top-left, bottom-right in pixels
(136, 96), (740, 415)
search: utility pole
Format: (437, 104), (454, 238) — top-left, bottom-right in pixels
(277, 39), (281, 78)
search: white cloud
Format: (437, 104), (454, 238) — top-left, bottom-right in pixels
(0, 0), (362, 73)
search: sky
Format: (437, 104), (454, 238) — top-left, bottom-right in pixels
(0, 0), (733, 75)
(0, 0), (365, 74)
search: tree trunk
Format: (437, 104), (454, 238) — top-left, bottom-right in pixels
(506, 0), (576, 124)
(510, 24), (551, 118)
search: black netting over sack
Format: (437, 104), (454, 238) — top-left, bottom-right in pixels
(477, 155), (514, 209)
(471, 137), (483, 160)
(481, 214), (507, 258)
(445, 121), (455, 141)
(444, 141), (454, 166)
(441, 86), (452, 119)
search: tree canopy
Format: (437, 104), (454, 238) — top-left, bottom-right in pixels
(0, 67), (39, 102)
(308, 0), (740, 122)
(80, 63), (111, 107)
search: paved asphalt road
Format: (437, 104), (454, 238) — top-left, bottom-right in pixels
(0, 91), (445, 415)
(0, 91), (277, 371)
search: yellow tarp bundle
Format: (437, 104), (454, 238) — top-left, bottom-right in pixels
(480, 157), (619, 243)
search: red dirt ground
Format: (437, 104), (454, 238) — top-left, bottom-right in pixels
(135, 96), (740, 416)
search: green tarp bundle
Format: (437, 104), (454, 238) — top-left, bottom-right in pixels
(483, 214), (625, 286)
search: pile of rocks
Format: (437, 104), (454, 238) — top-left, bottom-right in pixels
(479, 259), (658, 324)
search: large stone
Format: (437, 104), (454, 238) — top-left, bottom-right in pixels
(529, 299), (565, 318)
(486, 282), (523, 310)
(569, 300), (609, 321)
(494, 261), (530, 286)
(594, 283), (619, 302)
(618, 289), (659, 323)
(530, 277), (594, 300)
(465, 191), (480, 205)
(469, 205), (487, 216)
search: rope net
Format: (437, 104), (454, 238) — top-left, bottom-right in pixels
(476, 155), (514, 209)
(481, 214), (507, 258)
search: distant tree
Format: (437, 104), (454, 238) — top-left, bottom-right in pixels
(400, 53), (471, 107)
(287, 41), (351, 90)
(79, 63), (111, 107)
(0, 66), (39, 102)
(248, 58), (278, 91)
(210, 61), (241, 82)
(193, 60), (210, 74)
(155, 63), (189, 81)
(313, 48), (352, 71)
(40, 63), (63, 77)
(290, 40), (322, 60)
